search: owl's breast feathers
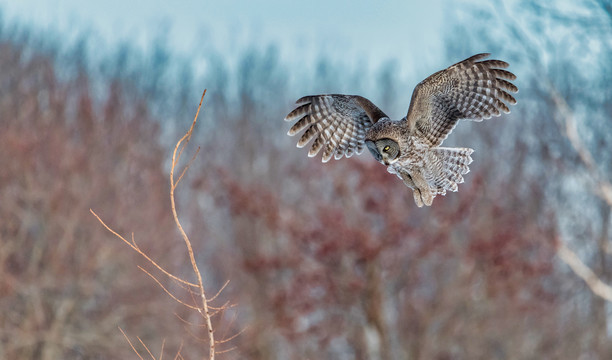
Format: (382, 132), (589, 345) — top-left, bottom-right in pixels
(394, 135), (428, 169)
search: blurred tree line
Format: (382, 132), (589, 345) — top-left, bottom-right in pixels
(1, 0), (612, 358)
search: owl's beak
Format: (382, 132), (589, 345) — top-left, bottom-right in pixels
(382, 154), (399, 166)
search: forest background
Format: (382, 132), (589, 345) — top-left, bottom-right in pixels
(2, 0), (612, 358)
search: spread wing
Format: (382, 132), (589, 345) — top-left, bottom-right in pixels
(406, 53), (518, 146)
(284, 94), (388, 162)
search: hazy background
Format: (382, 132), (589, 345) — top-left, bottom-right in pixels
(0, 0), (444, 72)
(2, 0), (612, 359)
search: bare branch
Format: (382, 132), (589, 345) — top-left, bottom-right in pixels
(209, 280), (230, 303)
(137, 266), (200, 310)
(174, 313), (206, 328)
(216, 326), (247, 345)
(173, 341), (184, 360)
(90, 209), (198, 288)
(92, 90), (238, 358)
(208, 301), (237, 315)
(557, 241), (612, 302)
(214, 346), (237, 355)
(548, 85), (612, 207)
(175, 146), (201, 188)
(173, 90), (205, 176)
(137, 336), (156, 360)
(159, 340), (165, 360)
(119, 327), (144, 360)
(169, 89), (216, 359)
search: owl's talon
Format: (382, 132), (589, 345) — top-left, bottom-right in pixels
(413, 189), (424, 208)
(422, 191), (434, 206)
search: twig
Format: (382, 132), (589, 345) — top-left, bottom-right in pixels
(138, 266), (200, 310)
(174, 313), (205, 327)
(208, 300), (235, 313)
(90, 209), (197, 288)
(176, 147), (201, 188)
(548, 85), (612, 207)
(209, 280), (230, 303)
(557, 241), (612, 302)
(214, 346), (237, 355)
(137, 336), (156, 360)
(119, 327), (144, 360)
(173, 341), (184, 360)
(216, 324), (247, 345)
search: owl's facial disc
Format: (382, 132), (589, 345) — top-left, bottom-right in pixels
(366, 140), (382, 162)
(376, 138), (400, 165)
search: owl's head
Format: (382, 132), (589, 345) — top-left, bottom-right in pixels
(365, 138), (400, 165)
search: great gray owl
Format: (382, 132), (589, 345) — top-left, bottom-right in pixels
(284, 53), (518, 207)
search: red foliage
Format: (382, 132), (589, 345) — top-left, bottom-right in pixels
(202, 149), (561, 358)
(0, 38), (192, 358)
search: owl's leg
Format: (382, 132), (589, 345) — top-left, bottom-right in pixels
(411, 172), (434, 207)
(397, 169), (416, 189)
(412, 188), (424, 207)
(396, 169), (429, 207)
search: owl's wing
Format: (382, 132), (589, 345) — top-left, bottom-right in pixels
(406, 53), (518, 147)
(285, 94), (388, 162)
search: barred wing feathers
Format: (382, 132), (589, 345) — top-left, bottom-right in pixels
(284, 95), (388, 162)
(406, 53), (518, 147)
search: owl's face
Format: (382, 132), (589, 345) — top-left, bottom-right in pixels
(366, 138), (400, 165)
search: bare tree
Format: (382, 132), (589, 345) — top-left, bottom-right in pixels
(92, 91), (240, 359)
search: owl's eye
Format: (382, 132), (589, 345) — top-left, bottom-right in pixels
(383, 145), (390, 152)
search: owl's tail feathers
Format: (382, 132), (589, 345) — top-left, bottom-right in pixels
(432, 147), (474, 195)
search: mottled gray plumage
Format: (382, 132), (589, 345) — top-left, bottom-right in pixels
(284, 53), (518, 207)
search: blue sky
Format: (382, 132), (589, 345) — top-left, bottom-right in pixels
(0, 0), (445, 73)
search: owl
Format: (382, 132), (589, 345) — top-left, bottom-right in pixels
(284, 53), (518, 207)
